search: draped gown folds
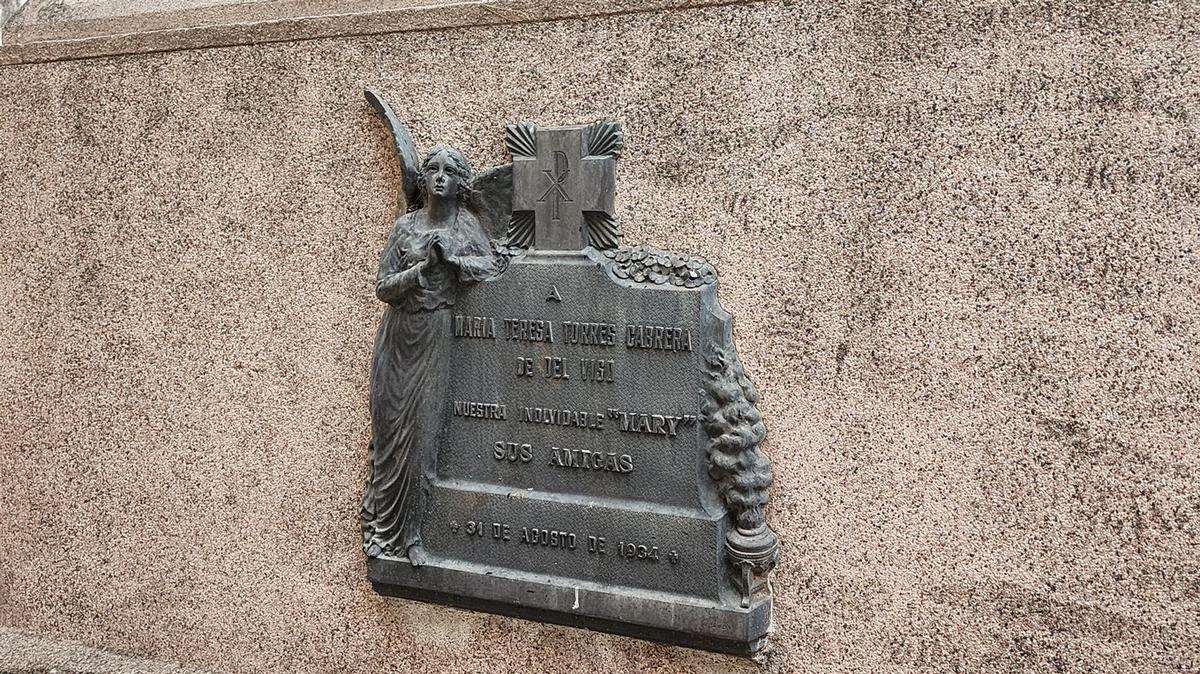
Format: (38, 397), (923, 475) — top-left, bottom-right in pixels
(361, 210), (496, 563)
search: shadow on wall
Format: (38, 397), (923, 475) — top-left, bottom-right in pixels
(0, 627), (216, 673)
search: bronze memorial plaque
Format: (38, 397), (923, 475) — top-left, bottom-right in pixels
(359, 90), (781, 655)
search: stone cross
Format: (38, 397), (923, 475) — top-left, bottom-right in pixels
(512, 125), (616, 251)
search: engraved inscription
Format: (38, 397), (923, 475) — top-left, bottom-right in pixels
(504, 318), (556, 342)
(549, 446), (634, 474)
(453, 520), (513, 543)
(447, 519), (683, 565)
(516, 356), (614, 382)
(607, 409), (698, 437)
(615, 541), (660, 562)
(453, 315), (497, 339)
(561, 321), (617, 347)
(578, 358), (615, 382)
(493, 441), (533, 463)
(626, 324), (693, 352)
(454, 400), (508, 420)
(518, 407), (605, 431)
(521, 526), (577, 549)
(542, 356), (569, 379)
(515, 356), (575, 380)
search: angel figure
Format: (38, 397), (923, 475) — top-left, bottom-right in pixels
(360, 90), (513, 565)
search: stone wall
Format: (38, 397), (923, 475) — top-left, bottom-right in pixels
(0, 0), (27, 45)
(1, 1), (1197, 672)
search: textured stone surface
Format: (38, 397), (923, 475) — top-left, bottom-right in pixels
(0, 0), (28, 46)
(0, 0), (743, 66)
(1, 1), (1199, 672)
(0, 629), (212, 673)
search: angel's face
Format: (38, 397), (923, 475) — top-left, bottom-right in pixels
(424, 151), (460, 201)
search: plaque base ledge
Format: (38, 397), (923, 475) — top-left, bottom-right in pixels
(368, 556), (772, 656)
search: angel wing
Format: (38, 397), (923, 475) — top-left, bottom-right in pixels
(469, 164), (514, 241)
(366, 88), (514, 241)
(365, 88), (421, 212)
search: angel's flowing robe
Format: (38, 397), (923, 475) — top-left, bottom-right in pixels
(361, 209), (496, 561)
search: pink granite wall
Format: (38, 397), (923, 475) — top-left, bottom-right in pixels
(1, 1), (1197, 672)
